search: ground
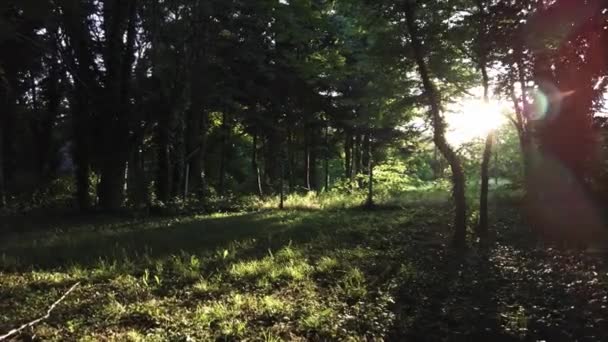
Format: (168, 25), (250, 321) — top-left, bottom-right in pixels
(1, 203), (607, 341)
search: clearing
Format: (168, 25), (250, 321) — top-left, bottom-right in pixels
(1, 205), (607, 341)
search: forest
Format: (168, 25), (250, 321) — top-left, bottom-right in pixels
(1, 0), (608, 340)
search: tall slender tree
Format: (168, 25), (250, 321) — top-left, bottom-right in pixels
(403, 0), (468, 247)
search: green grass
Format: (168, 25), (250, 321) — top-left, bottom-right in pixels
(250, 180), (522, 212)
(1, 201), (607, 341)
(0, 208), (415, 340)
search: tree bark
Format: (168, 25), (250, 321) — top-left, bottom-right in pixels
(476, 0), (493, 238)
(127, 146), (148, 208)
(0, 124), (4, 208)
(72, 98), (91, 210)
(61, 0), (97, 210)
(218, 111), (228, 196)
(305, 129), (311, 190)
(509, 78), (532, 182)
(288, 129), (295, 192)
(251, 132), (263, 197)
(97, 0), (138, 211)
(344, 131), (352, 180)
(365, 133), (374, 207)
(324, 123), (330, 192)
(279, 156), (285, 210)
(172, 118), (186, 198)
(148, 0), (172, 204)
(0, 88), (7, 208)
(41, 44), (61, 181)
(265, 127), (281, 193)
(185, 1), (209, 199)
(353, 133), (361, 185)
(185, 103), (206, 197)
(513, 44), (534, 181)
(404, 0), (467, 248)
(156, 109), (172, 203)
(310, 131), (318, 191)
(98, 160), (127, 211)
(479, 130), (494, 237)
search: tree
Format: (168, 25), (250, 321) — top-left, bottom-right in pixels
(403, 0), (468, 247)
(459, 0), (494, 237)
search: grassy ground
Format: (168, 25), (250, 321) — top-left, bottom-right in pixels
(1, 201), (607, 341)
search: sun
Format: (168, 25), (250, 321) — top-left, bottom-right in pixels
(446, 98), (509, 146)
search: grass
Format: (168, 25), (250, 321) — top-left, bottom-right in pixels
(1, 197), (607, 341)
(0, 208), (409, 340)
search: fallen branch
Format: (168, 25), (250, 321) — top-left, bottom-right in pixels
(0, 282), (81, 341)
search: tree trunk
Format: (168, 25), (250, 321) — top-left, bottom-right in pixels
(361, 133), (369, 171)
(324, 124), (330, 192)
(310, 131), (318, 191)
(42, 47), (61, 181)
(279, 120), (287, 208)
(405, 1), (467, 248)
(365, 134), (374, 207)
(252, 132), (263, 197)
(494, 143), (499, 186)
(288, 129), (295, 192)
(72, 98), (91, 210)
(305, 131), (311, 190)
(185, 102), (206, 198)
(344, 132), (352, 180)
(31, 67), (56, 182)
(98, 159), (127, 211)
(156, 110), (172, 203)
(29, 73), (44, 180)
(265, 127), (281, 193)
(0, 92), (6, 208)
(97, 0), (138, 211)
(61, 0), (99, 211)
(185, 1), (209, 199)
(172, 118), (185, 198)
(218, 111), (228, 196)
(476, 0), (493, 238)
(0, 132), (4, 208)
(509, 80), (532, 183)
(127, 146), (148, 208)
(353, 133), (361, 184)
(148, 0), (172, 204)
(479, 131), (493, 237)
(279, 156), (285, 210)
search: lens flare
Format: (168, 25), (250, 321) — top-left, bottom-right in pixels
(527, 81), (576, 123)
(529, 88), (549, 121)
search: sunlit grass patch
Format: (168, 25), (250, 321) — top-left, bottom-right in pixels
(315, 256), (340, 274)
(229, 258), (276, 280)
(192, 278), (221, 296)
(164, 253), (203, 282)
(299, 306), (337, 335)
(228, 245), (313, 287)
(335, 267), (368, 301)
(195, 293), (281, 339)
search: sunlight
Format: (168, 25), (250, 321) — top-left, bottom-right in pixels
(446, 98), (510, 146)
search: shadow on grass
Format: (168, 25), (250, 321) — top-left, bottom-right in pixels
(0, 210), (333, 271)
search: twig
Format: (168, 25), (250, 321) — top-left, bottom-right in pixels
(0, 282), (81, 341)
